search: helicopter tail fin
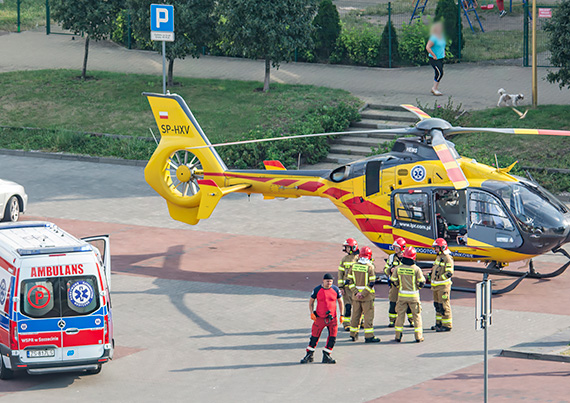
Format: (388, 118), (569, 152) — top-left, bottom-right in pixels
(143, 92), (231, 225)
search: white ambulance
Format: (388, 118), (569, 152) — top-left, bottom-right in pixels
(0, 221), (114, 379)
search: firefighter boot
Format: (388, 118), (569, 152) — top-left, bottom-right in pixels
(300, 351), (314, 364)
(322, 351), (336, 364)
(436, 326), (452, 332)
(365, 337), (381, 343)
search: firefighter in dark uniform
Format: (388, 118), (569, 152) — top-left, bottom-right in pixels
(338, 238), (359, 331)
(390, 246), (426, 342)
(384, 237), (413, 327)
(347, 246), (380, 343)
(430, 238), (454, 332)
(300, 273), (344, 364)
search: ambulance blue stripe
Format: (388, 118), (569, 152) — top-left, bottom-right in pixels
(16, 306), (106, 333)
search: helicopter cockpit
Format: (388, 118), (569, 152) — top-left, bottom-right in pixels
(482, 180), (569, 239)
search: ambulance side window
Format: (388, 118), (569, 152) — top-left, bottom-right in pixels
(61, 276), (100, 317)
(20, 279), (60, 319)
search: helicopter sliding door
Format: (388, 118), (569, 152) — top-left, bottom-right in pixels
(467, 190), (523, 248)
(390, 190), (435, 240)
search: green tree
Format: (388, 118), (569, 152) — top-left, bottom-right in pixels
(434, 0), (464, 59)
(545, 0), (570, 89)
(217, 0), (317, 92)
(51, 0), (122, 80)
(378, 21), (400, 67)
(129, 0), (216, 86)
(312, 0), (341, 60)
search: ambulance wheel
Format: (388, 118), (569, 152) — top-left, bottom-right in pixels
(86, 364), (102, 375)
(0, 358), (14, 380)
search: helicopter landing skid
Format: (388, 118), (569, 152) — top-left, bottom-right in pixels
(414, 247), (570, 295)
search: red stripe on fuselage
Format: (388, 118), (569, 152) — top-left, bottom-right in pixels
(297, 182), (325, 192)
(343, 197), (391, 217)
(356, 218), (392, 233)
(274, 179), (297, 187)
(323, 188), (350, 199)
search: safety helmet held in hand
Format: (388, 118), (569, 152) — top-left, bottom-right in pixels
(402, 246), (417, 261)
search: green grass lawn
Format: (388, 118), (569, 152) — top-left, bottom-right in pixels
(0, 69), (359, 144)
(0, 0), (45, 31)
(451, 105), (570, 193)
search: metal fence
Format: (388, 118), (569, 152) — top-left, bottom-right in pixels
(523, 3), (556, 67)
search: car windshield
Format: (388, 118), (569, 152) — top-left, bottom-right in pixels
(482, 180), (568, 235)
(21, 276), (100, 319)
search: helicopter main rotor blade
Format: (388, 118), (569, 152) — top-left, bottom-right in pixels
(431, 130), (469, 190)
(400, 104), (431, 121)
(184, 127), (417, 150)
(445, 127), (570, 137)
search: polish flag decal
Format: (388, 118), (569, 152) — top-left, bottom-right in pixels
(159, 111), (168, 119)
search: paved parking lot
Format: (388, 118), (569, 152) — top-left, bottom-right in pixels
(0, 155), (569, 402)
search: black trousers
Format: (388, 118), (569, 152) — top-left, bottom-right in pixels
(429, 58), (444, 82)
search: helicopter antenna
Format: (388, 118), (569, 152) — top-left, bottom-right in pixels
(149, 127), (159, 146)
(525, 170), (538, 184)
(494, 154), (499, 169)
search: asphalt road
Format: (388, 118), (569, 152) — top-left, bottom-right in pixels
(0, 155), (569, 402)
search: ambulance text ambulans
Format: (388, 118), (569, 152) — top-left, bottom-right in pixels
(0, 222), (113, 379)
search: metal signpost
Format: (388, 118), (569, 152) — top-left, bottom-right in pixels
(531, 0), (537, 106)
(476, 275), (492, 403)
(150, 4), (174, 94)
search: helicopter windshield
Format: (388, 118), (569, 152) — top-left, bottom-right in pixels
(482, 180), (568, 235)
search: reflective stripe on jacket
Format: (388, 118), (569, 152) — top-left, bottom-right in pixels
(430, 251), (454, 287)
(347, 259), (376, 301)
(338, 253), (358, 287)
(390, 264), (425, 302)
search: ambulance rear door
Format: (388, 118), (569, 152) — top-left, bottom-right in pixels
(82, 236), (111, 291)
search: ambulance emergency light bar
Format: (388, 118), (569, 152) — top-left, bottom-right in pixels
(17, 244), (92, 256)
(0, 221), (53, 230)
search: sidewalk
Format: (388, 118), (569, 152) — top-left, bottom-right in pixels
(2, 29), (569, 110)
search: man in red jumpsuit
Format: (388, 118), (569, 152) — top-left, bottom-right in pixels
(300, 273), (344, 364)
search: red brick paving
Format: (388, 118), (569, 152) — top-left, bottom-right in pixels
(28, 216), (570, 315)
(372, 356), (570, 402)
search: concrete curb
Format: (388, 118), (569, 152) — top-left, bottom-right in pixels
(500, 349), (570, 363)
(0, 148), (148, 167)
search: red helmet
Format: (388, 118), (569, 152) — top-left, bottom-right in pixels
(343, 238), (358, 253)
(402, 246), (417, 260)
(392, 237), (406, 251)
(359, 246), (372, 260)
(433, 238), (448, 250)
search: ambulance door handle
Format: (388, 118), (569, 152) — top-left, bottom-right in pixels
(65, 328), (79, 335)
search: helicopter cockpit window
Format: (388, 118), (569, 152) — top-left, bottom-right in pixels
(394, 193), (430, 223)
(482, 180), (568, 235)
(469, 191), (514, 231)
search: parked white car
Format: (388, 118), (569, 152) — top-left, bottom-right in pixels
(0, 179), (28, 222)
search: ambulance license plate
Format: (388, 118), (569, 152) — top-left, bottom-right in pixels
(27, 349), (55, 358)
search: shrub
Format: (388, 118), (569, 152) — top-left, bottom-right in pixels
(434, 0), (464, 59)
(399, 18), (430, 66)
(330, 24), (382, 66)
(378, 20), (400, 67)
(416, 97), (465, 122)
(313, 0), (342, 60)
(545, 0), (570, 89)
(218, 102), (360, 168)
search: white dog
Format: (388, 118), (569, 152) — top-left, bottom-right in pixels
(497, 88), (524, 107)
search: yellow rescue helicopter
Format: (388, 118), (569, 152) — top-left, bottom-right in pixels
(143, 92), (570, 293)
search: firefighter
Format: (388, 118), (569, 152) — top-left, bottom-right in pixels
(300, 273), (344, 364)
(384, 237), (413, 328)
(430, 238), (454, 332)
(390, 246), (425, 342)
(338, 238), (359, 331)
(347, 246), (380, 343)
